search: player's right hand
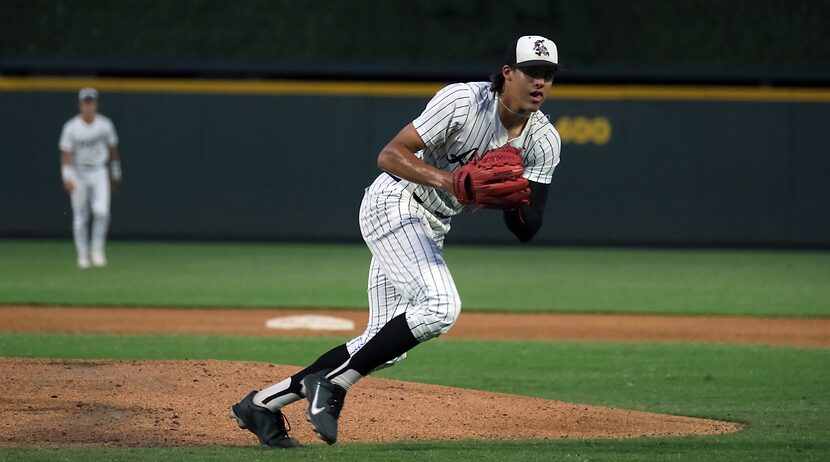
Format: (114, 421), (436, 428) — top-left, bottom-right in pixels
(63, 180), (74, 193)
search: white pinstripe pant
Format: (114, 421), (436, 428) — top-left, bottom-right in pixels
(70, 166), (110, 260)
(348, 174), (461, 365)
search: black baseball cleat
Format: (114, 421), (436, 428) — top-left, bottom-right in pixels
(230, 390), (301, 448)
(301, 372), (347, 445)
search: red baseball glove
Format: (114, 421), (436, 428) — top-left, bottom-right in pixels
(452, 146), (530, 209)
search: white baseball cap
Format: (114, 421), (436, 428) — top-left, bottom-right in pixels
(505, 35), (561, 70)
(78, 87), (98, 101)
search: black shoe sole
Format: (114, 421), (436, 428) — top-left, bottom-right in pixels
(306, 415), (336, 445)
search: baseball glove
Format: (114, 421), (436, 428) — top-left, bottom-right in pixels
(452, 146), (530, 209)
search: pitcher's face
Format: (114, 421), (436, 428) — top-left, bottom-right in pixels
(503, 65), (555, 113)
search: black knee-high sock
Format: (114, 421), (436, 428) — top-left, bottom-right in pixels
(260, 343), (349, 406)
(294, 343), (351, 379)
(328, 314), (418, 386)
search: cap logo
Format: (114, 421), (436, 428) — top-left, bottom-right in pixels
(533, 39), (550, 57)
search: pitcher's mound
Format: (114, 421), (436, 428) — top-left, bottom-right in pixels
(0, 358), (741, 447)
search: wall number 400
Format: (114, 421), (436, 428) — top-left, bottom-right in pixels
(554, 116), (612, 145)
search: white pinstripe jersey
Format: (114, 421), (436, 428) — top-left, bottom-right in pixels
(59, 114), (118, 167)
(399, 81), (561, 218)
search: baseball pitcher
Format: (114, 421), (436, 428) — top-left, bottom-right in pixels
(231, 35), (562, 448)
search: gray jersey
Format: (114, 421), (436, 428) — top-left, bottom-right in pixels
(399, 81), (561, 218)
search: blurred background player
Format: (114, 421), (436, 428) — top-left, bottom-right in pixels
(231, 35), (562, 447)
(59, 87), (122, 268)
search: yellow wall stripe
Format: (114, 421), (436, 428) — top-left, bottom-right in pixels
(1, 76), (829, 103)
(0, 76), (444, 97)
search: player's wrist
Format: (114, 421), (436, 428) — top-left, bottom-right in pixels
(109, 161), (122, 181)
(61, 165), (75, 182)
(434, 170), (454, 194)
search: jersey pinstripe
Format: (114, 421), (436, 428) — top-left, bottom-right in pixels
(401, 81), (561, 218)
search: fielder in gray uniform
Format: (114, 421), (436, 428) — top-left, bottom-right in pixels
(231, 35), (562, 448)
(59, 88), (122, 268)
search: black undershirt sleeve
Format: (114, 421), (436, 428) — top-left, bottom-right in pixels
(503, 180), (550, 243)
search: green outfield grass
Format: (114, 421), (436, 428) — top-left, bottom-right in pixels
(0, 333), (827, 461)
(1, 239), (829, 316)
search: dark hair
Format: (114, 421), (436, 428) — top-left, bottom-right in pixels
(489, 71), (505, 93)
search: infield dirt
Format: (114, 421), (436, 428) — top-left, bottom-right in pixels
(2, 306), (827, 347)
(0, 358), (741, 447)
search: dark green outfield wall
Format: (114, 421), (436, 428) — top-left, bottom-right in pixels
(1, 87), (828, 246)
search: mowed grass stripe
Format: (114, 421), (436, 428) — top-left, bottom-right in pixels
(1, 240), (828, 316)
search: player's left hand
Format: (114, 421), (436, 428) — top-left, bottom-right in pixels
(109, 161), (122, 190)
(452, 145), (530, 209)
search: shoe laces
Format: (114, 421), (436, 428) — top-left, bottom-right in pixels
(275, 410), (292, 433)
(327, 386), (346, 418)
